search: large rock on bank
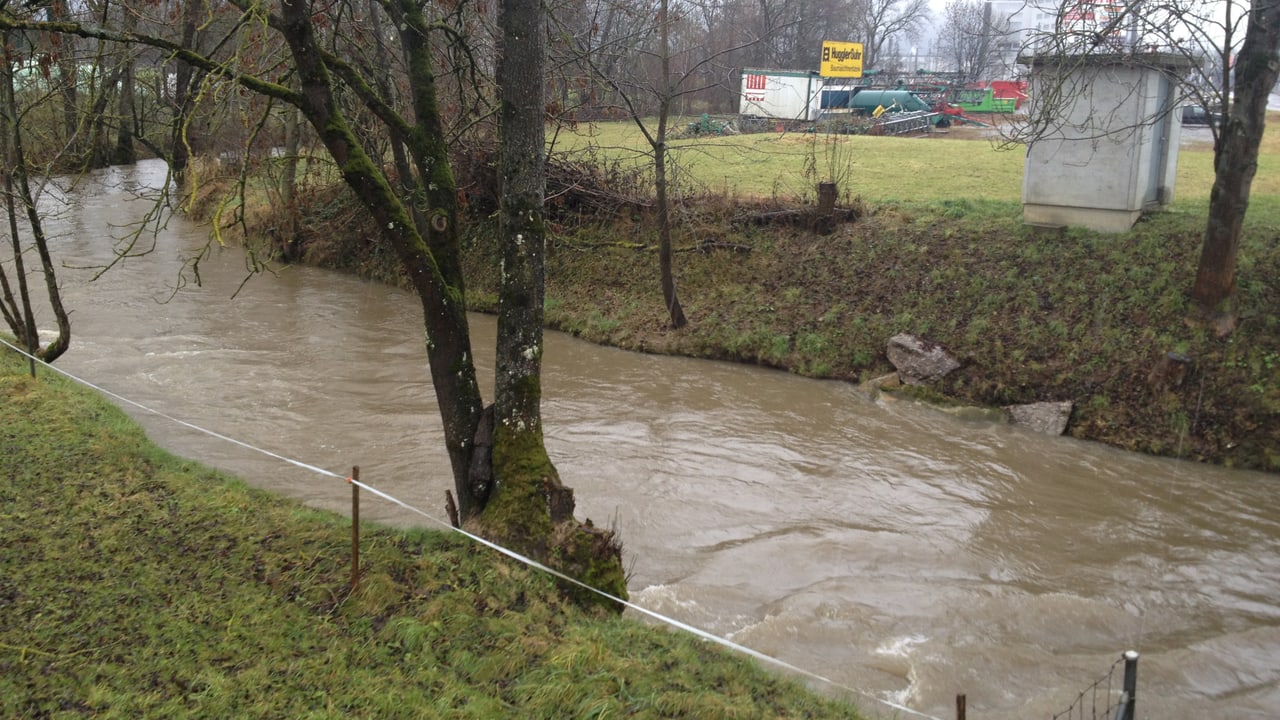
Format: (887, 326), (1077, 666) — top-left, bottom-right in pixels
(886, 334), (961, 385)
(1004, 401), (1074, 436)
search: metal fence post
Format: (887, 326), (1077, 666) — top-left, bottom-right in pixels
(350, 465), (360, 591)
(1116, 650), (1138, 720)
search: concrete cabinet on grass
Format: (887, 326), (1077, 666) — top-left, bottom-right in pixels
(1018, 52), (1193, 233)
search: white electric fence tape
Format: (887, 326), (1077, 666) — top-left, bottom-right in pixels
(1, 337), (943, 720)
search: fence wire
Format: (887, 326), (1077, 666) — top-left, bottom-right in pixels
(0, 336), (945, 720)
(1052, 651), (1138, 720)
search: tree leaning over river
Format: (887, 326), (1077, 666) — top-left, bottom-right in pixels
(0, 1), (626, 606)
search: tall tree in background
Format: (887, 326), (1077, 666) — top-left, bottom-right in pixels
(48, 0), (79, 149)
(168, 0), (204, 183)
(854, 0), (930, 69)
(565, 0), (757, 328)
(938, 0), (1008, 82)
(652, 0), (687, 328)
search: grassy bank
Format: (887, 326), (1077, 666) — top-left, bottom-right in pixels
(470, 124), (1279, 471)
(216, 119), (1279, 471)
(462, 195), (1278, 470)
(0, 346), (864, 718)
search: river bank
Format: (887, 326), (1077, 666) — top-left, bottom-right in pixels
(0, 345), (864, 718)
(22, 158), (1280, 718)
(247, 156), (1277, 473)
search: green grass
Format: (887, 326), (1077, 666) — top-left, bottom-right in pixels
(555, 120), (1026, 201)
(553, 115), (1280, 212)
(0, 346), (865, 719)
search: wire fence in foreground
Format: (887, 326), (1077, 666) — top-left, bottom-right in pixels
(1, 337), (947, 720)
(1051, 651), (1139, 720)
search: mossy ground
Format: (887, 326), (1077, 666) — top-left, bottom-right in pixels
(0, 346), (864, 718)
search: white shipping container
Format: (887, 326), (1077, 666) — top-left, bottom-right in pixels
(739, 69), (822, 122)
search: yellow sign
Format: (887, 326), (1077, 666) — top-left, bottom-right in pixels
(820, 41), (864, 78)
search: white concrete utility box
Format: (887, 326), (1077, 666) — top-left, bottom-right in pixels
(1018, 53), (1193, 233)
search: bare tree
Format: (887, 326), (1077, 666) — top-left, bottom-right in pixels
(853, 0), (931, 70)
(562, 0), (760, 328)
(0, 28), (70, 365)
(937, 0), (1010, 81)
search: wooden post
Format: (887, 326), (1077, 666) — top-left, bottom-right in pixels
(813, 181), (838, 234)
(956, 693), (966, 720)
(350, 465), (360, 591)
(1146, 351), (1193, 391)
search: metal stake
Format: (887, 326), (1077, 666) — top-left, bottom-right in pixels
(1119, 650), (1139, 720)
(351, 465), (360, 591)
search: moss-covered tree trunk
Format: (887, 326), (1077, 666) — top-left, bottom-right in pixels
(1191, 0), (1280, 325)
(276, 0), (484, 520)
(489, 0), (626, 608)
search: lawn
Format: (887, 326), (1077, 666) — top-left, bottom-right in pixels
(551, 114), (1280, 218)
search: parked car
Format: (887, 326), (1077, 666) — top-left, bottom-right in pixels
(1181, 104), (1222, 126)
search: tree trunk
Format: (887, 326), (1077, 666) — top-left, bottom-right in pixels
(276, 1), (485, 520)
(0, 34), (70, 362)
(50, 0), (79, 153)
(812, 180), (838, 234)
(654, 137), (687, 329)
(84, 65), (123, 170)
(278, 107), (302, 262)
(655, 0), (687, 330)
(1191, 0), (1280, 323)
(0, 40), (37, 353)
(494, 0), (549, 444)
(492, 0), (626, 607)
(169, 0), (200, 183)
(111, 48), (136, 165)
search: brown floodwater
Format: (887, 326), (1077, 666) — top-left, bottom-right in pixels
(31, 160), (1280, 719)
